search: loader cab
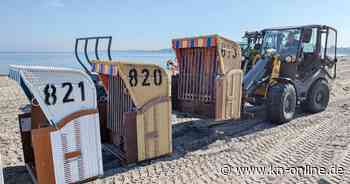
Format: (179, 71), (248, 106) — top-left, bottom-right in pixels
(261, 28), (301, 60)
(260, 25), (337, 80)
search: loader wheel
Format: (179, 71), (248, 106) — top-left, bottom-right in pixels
(268, 83), (296, 124)
(304, 80), (329, 113)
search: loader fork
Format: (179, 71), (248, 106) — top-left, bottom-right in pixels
(74, 36), (113, 74)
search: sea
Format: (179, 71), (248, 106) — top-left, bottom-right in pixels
(0, 51), (348, 75)
(0, 50), (175, 75)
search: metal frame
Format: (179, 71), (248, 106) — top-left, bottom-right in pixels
(75, 36), (113, 74)
(321, 27), (338, 79)
(244, 31), (263, 45)
(324, 27), (338, 60)
(242, 31), (263, 54)
(261, 25), (336, 32)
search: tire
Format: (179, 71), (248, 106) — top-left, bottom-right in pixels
(267, 83), (296, 124)
(304, 80), (329, 113)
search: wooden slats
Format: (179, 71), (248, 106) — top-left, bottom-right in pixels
(177, 47), (218, 102)
(108, 74), (134, 144)
(211, 48), (218, 101)
(184, 49), (190, 99)
(136, 100), (171, 161)
(173, 35), (242, 120)
(179, 49), (184, 100)
(215, 70), (242, 121)
(207, 48), (213, 102)
(198, 48), (203, 102)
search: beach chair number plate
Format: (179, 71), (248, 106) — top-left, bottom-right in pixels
(128, 68), (162, 87)
(44, 81), (86, 105)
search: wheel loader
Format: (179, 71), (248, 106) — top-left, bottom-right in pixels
(243, 25), (337, 123)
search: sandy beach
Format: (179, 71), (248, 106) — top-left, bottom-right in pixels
(1, 57), (350, 183)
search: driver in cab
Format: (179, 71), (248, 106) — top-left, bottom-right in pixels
(281, 32), (299, 56)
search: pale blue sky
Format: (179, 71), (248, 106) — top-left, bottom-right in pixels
(1, 0), (349, 51)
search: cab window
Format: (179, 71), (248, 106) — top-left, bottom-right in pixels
(303, 28), (317, 53)
(320, 31), (327, 59)
(326, 29), (337, 60)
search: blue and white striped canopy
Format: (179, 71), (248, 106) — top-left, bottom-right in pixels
(8, 67), (22, 84)
(8, 65), (33, 100)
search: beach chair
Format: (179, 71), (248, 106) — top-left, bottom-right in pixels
(91, 61), (172, 164)
(9, 65), (103, 184)
(74, 36), (172, 163)
(172, 35), (243, 121)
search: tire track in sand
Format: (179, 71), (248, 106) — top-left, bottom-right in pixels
(103, 113), (325, 183)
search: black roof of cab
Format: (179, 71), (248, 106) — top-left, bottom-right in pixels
(262, 25), (337, 33)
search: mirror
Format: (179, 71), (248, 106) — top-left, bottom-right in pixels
(302, 28), (312, 43)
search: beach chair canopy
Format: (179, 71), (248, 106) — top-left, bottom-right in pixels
(9, 65), (97, 127)
(91, 61), (170, 109)
(172, 34), (242, 74)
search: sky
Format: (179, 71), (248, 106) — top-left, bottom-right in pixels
(0, 0), (349, 52)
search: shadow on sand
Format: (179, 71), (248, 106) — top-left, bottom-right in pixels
(100, 106), (279, 178)
(3, 166), (32, 184)
(4, 106), (317, 183)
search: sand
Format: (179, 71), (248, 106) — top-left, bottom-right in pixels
(1, 57), (350, 183)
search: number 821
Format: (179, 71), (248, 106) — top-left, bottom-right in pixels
(43, 81), (85, 106)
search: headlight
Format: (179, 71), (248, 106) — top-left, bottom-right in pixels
(284, 55), (296, 63)
(285, 56), (292, 63)
(265, 48), (276, 57)
(242, 56), (246, 61)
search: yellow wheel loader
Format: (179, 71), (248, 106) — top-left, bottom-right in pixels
(243, 25), (337, 123)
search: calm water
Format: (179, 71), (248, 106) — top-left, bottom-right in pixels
(0, 51), (175, 75)
(1, 51), (347, 75)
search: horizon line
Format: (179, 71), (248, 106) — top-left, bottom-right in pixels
(2, 47), (350, 53)
(0, 49), (174, 53)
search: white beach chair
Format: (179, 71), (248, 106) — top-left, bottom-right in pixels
(9, 65), (103, 184)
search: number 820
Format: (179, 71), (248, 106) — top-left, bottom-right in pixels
(128, 68), (162, 87)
